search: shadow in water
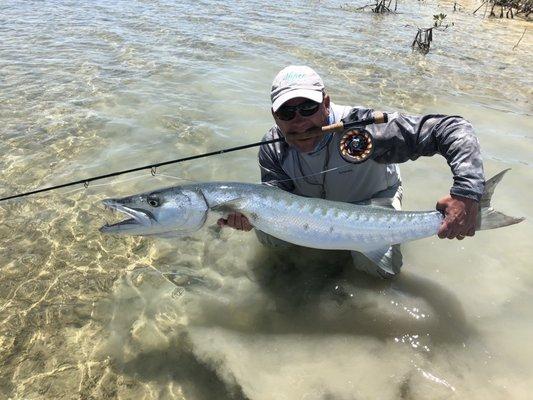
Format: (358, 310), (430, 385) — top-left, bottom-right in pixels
(196, 245), (475, 344)
(117, 332), (249, 400)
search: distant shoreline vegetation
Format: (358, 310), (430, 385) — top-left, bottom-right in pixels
(342, 0), (532, 20)
(473, 0), (532, 20)
(342, 0), (531, 54)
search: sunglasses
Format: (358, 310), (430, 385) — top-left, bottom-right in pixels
(275, 100), (321, 121)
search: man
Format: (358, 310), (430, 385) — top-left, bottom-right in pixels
(218, 65), (484, 279)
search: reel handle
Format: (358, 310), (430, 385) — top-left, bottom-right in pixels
(337, 111), (386, 164)
(285, 112), (385, 163)
(288, 112), (387, 141)
(339, 129), (374, 164)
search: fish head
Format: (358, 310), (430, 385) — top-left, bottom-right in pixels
(100, 186), (208, 236)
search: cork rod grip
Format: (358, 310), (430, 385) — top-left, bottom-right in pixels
(286, 112), (387, 142)
(372, 112), (387, 124)
(320, 121), (345, 133)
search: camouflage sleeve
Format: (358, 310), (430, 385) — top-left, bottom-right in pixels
(258, 131), (295, 192)
(344, 108), (485, 202)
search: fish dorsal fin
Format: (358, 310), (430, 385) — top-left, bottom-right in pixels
(210, 197), (248, 213)
(361, 245), (402, 277)
(480, 168), (509, 209)
(476, 169), (525, 230)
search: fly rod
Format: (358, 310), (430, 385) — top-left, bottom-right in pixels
(0, 112), (388, 202)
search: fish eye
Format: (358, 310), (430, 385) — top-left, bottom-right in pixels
(147, 195), (161, 207)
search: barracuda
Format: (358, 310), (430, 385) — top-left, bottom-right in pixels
(100, 169), (524, 270)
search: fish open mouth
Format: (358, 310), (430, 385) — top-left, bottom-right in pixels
(101, 217), (137, 228)
(100, 199), (151, 233)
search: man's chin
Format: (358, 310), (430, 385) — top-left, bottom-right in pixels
(291, 138), (319, 153)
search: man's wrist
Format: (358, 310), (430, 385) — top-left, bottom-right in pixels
(450, 187), (482, 203)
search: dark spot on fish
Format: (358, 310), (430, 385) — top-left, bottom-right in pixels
(303, 223), (309, 231)
(329, 226), (334, 233)
(250, 212), (258, 221)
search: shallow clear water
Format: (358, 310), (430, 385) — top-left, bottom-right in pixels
(0, 0), (532, 399)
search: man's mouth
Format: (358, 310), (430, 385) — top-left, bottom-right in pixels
(285, 125), (322, 140)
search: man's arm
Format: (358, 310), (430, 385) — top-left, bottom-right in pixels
(345, 108), (485, 239)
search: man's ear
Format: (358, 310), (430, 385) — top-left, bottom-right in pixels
(271, 108), (278, 122)
(323, 94), (330, 113)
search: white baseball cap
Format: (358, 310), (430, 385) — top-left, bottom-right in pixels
(270, 65), (325, 112)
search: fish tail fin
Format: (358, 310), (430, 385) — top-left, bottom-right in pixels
(477, 169), (525, 231)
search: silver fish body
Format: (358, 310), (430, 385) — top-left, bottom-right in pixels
(100, 170), (524, 268)
(198, 182), (443, 252)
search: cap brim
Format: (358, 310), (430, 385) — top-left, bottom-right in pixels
(272, 89), (323, 112)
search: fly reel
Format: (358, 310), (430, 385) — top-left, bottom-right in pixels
(339, 129), (374, 164)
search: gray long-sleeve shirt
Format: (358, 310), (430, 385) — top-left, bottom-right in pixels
(258, 103), (485, 202)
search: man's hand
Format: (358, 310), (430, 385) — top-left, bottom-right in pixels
(436, 195), (478, 240)
(217, 212), (253, 231)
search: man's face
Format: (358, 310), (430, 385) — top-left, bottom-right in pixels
(272, 94), (330, 153)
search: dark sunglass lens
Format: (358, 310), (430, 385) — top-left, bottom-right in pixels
(299, 102), (320, 116)
(277, 107), (295, 121)
(276, 101), (320, 120)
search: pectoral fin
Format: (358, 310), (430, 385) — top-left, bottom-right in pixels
(145, 231), (196, 238)
(362, 245), (402, 277)
(368, 197), (395, 208)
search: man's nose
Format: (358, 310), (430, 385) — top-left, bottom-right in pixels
(288, 114), (308, 130)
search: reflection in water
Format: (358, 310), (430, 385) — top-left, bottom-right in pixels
(194, 245), (473, 344)
(118, 334), (249, 400)
(96, 244), (475, 399)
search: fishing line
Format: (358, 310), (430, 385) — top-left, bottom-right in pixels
(0, 137), (284, 202)
(59, 173), (153, 197)
(151, 172), (199, 184)
(0, 112), (386, 203)
(264, 167), (340, 186)
(156, 168), (341, 187)
(11, 165), (339, 203)
(143, 166), (342, 187)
